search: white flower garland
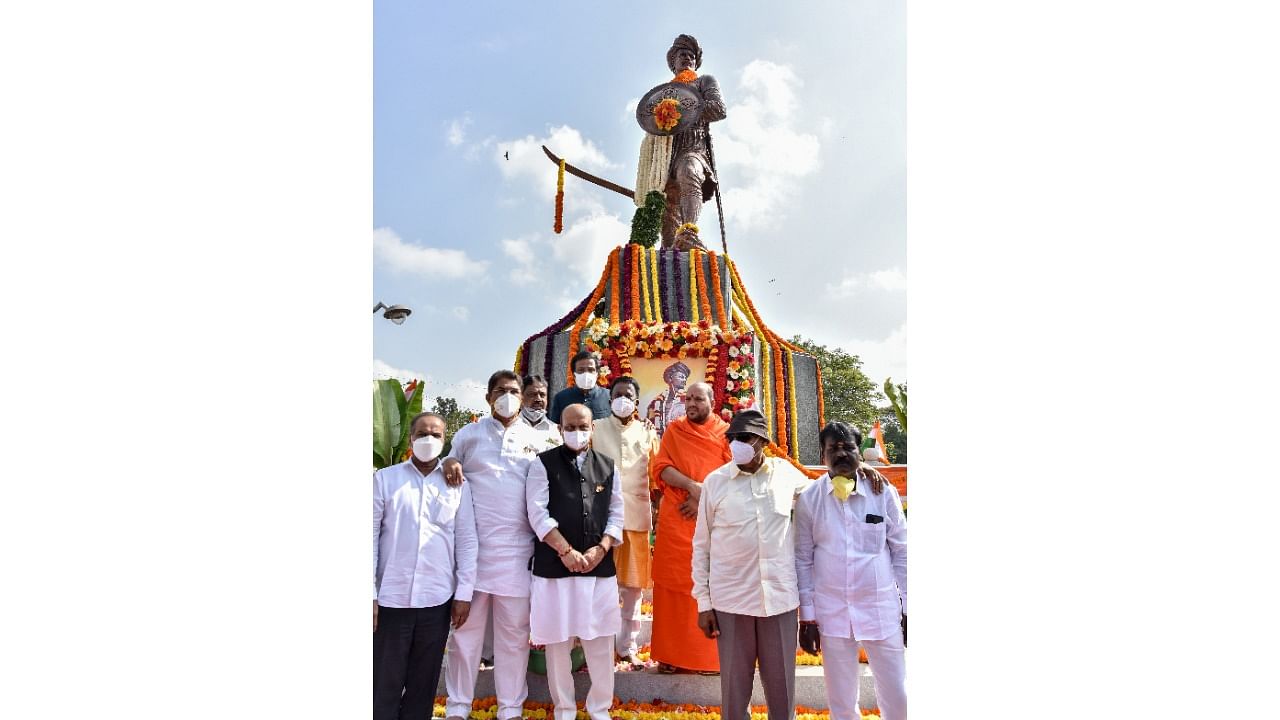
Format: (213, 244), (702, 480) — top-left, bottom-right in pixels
(634, 133), (674, 207)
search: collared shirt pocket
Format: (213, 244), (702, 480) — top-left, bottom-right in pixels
(856, 517), (887, 554)
(428, 489), (461, 528)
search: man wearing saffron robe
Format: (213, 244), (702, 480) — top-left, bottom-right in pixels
(647, 381), (729, 673)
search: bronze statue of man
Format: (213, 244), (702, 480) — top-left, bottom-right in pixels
(661, 35), (726, 251)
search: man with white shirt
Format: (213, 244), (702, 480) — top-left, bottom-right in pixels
(373, 412), (477, 720)
(795, 421), (907, 720)
(526, 403), (626, 720)
(691, 409), (811, 720)
(589, 376), (659, 665)
(441, 370), (562, 720)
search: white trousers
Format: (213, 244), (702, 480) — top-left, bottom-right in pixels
(445, 591), (530, 720)
(822, 630), (907, 720)
(546, 634), (615, 720)
(615, 586), (643, 656)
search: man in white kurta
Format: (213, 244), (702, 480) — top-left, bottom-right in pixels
(526, 403), (625, 720)
(589, 376), (659, 663)
(795, 421), (908, 720)
(441, 370), (562, 720)
(691, 409), (811, 720)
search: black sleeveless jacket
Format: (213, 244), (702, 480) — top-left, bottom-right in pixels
(530, 445), (617, 579)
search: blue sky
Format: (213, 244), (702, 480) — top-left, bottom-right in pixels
(374, 0), (905, 410)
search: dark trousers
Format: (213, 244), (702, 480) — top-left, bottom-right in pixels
(373, 600), (452, 720)
(714, 609), (798, 720)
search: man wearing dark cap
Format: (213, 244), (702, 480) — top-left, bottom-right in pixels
(690, 409), (812, 720)
(658, 34), (726, 250)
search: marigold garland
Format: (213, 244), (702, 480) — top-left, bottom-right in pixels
(694, 250), (713, 322)
(787, 350), (800, 460)
(609, 246), (621, 326)
(653, 97), (682, 132)
(649, 246), (663, 323)
(514, 345), (523, 375)
(673, 68), (698, 84)
(630, 244), (642, 322)
(687, 250), (699, 323)
(707, 250), (727, 328)
(554, 159), (565, 234)
(773, 343), (788, 453)
(814, 358), (826, 427)
(565, 252), (615, 385)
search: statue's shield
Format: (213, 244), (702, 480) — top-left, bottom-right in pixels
(636, 81), (703, 136)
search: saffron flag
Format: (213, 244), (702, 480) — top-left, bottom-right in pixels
(873, 420), (891, 464)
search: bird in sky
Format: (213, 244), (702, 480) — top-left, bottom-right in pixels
(503, 151), (509, 160)
(769, 278), (776, 283)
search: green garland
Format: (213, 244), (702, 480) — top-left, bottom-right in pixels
(628, 190), (666, 247)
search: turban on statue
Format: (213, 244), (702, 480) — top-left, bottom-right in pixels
(666, 34), (703, 72)
(663, 361), (692, 384)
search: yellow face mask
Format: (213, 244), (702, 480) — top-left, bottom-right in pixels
(831, 474), (857, 501)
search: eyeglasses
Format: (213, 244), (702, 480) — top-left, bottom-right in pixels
(728, 433), (758, 443)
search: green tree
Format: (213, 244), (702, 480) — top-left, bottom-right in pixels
(789, 335), (883, 434)
(431, 396), (484, 456)
(880, 414), (907, 464)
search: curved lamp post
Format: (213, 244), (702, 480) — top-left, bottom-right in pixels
(372, 302), (412, 325)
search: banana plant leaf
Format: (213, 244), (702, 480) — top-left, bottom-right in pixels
(373, 379), (407, 469)
(395, 382), (425, 463)
(884, 377), (907, 433)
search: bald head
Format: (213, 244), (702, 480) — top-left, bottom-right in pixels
(684, 381), (713, 424)
(560, 403), (593, 431)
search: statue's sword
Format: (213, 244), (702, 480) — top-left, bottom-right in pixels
(542, 145), (635, 201)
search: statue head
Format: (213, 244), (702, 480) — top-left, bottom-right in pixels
(666, 34), (703, 73)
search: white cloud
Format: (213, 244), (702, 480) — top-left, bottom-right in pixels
(497, 212), (628, 292)
(451, 306), (470, 321)
(841, 323), (908, 388)
(826, 267), (908, 298)
(553, 212), (629, 277)
(372, 227), (489, 280)
(373, 358), (425, 383)
(446, 115), (472, 146)
(713, 60), (822, 232)
(501, 235), (539, 286)
(621, 97), (639, 124)
(496, 125), (619, 204)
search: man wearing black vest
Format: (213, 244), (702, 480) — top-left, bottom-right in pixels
(525, 403), (625, 720)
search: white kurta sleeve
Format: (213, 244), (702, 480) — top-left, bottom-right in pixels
(885, 484), (908, 615)
(453, 482), (478, 602)
(525, 456), (559, 541)
(690, 472), (716, 613)
(604, 465), (625, 545)
(794, 485), (817, 622)
(372, 471), (383, 601)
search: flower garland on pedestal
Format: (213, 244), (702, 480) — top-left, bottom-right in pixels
(581, 317), (756, 417)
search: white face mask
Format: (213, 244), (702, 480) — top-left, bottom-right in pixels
(412, 436), (444, 463)
(563, 429), (591, 451)
(730, 439), (758, 465)
(493, 393), (521, 419)
(611, 396), (636, 418)
(521, 407), (546, 424)
(574, 370), (598, 389)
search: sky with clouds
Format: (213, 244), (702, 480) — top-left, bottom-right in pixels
(374, 0), (905, 411)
